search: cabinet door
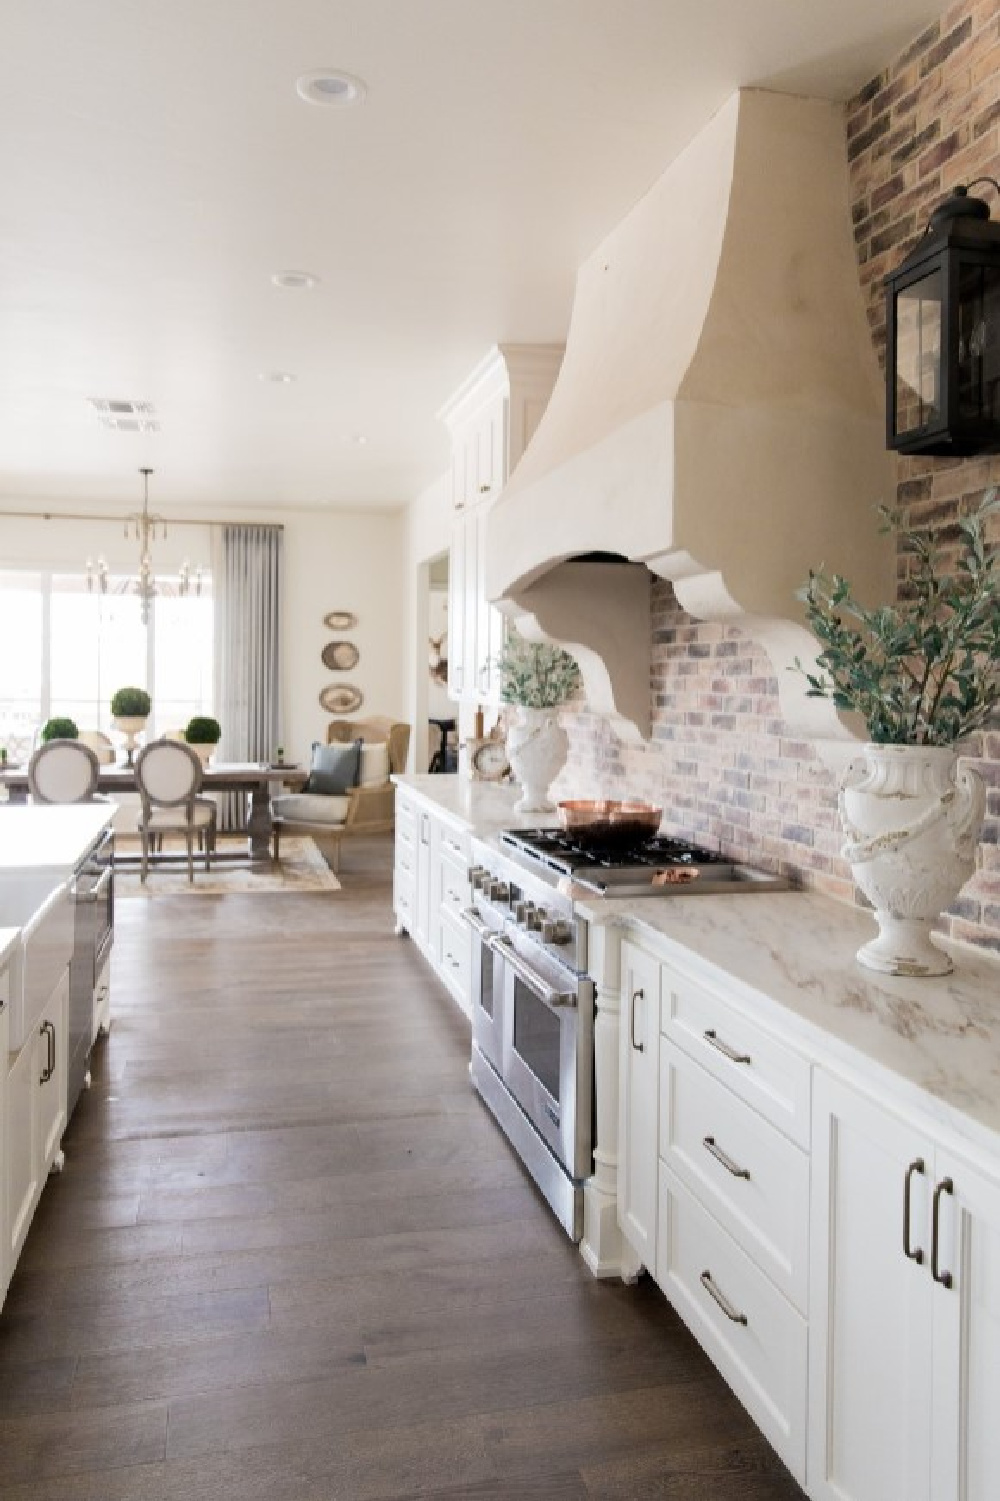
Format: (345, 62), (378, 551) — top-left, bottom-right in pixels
(930, 1150), (1000, 1501)
(474, 505), (506, 702)
(808, 1071), (934, 1501)
(35, 968), (68, 1175)
(618, 943), (660, 1269)
(414, 808), (433, 954)
(6, 1034), (39, 1274)
(472, 399), (505, 505)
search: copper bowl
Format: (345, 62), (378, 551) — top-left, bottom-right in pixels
(556, 799), (663, 845)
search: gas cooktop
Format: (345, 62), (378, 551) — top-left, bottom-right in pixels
(498, 826), (789, 897)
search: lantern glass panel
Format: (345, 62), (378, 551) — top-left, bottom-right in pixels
(957, 263), (1000, 423)
(894, 270), (942, 440)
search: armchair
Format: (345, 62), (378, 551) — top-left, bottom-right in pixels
(271, 717), (410, 872)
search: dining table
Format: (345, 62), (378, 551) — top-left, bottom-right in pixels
(0, 761), (308, 865)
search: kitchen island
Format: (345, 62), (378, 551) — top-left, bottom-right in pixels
(393, 773), (1000, 1499)
(0, 801), (117, 1309)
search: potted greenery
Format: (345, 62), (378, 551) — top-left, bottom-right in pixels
(496, 632), (582, 812)
(110, 686), (151, 766)
(795, 489), (999, 976)
(183, 715), (222, 766)
(40, 716), (79, 741)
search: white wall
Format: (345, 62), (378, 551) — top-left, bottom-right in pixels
(0, 501), (407, 769)
(402, 471), (453, 771)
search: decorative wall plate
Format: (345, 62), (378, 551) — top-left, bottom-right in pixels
(321, 640), (360, 671)
(319, 683), (364, 714)
(323, 610), (358, 630)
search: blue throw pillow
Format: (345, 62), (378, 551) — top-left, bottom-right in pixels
(305, 739), (362, 795)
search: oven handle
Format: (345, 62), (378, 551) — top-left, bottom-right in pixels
(461, 907), (494, 943)
(77, 867), (114, 904)
(489, 934), (577, 1010)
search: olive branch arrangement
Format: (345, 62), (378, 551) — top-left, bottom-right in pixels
(496, 633), (582, 709)
(794, 489), (1000, 745)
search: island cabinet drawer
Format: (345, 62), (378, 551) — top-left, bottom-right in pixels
(438, 908), (471, 1013)
(395, 799), (417, 851)
(660, 969), (810, 1149)
(439, 854), (470, 925)
(657, 1164), (807, 1485)
(436, 822), (469, 866)
(659, 1042), (809, 1313)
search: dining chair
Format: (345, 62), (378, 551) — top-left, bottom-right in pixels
(134, 740), (217, 882)
(27, 740), (104, 804)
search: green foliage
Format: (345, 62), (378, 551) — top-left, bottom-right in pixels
(184, 715), (221, 744)
(110, 686), (151, 718)
(496, 633), (582, 709)
(40, 717), (79, 742)
(794, 490), (1000, 745)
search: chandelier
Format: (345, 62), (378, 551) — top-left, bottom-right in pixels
(86, 467), (202, 624)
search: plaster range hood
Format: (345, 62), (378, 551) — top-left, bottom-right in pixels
(486, 89), (896, 747)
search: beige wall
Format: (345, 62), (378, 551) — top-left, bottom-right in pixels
(0, 502), (407, 770)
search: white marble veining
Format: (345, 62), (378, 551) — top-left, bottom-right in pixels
(0, 803), (114, 870)
(394, 775), (1000, 1161)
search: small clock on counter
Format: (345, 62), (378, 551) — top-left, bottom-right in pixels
(467, 732), (511, 782)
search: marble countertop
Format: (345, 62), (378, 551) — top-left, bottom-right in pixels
(0, 803), (115, 870)
(392, 774), (548, 837)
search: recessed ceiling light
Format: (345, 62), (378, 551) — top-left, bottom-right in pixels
(295, 70), (367, 108)
(271, 270), (320, 291)
(258, 371), (297, 384)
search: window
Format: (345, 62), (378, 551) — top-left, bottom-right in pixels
(0, 570), (213, 759)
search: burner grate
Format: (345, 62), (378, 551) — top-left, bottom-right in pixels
(501, 827), (729, 873)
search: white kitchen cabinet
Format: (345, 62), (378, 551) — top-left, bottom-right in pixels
(809, 1069), (1000, 1501)
(618, 940), (660, 1270)
(393, 790), (471, 1018)
(5, 965), (68, 1289)
(439, 345), (563, 707)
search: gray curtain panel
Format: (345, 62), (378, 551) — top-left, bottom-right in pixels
(213, 524), (284, 829)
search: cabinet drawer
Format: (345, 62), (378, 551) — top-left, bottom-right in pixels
(396, 800), (417, 849)
(437, 822), (469, 865)
(659, 1042), (809, 1312)
(438, 909), (471, 1015)
(439, 854), (470, 924)
(661, 968), (810, 1149)
(393, 867), (414, 930)
(657, 1164), (807, 1484)
(9, 883), (73, 1054)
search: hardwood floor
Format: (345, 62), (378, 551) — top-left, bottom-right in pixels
(0, 836), (807, 1499)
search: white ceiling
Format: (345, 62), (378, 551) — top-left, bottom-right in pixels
(0, 0), (940, 516)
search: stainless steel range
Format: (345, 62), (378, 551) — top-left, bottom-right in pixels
(464, 826), (788, 1241)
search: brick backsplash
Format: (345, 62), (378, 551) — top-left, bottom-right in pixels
(559, 0), (1000, 957)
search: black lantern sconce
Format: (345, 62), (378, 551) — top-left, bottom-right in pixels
(885, 179), (1000, 455)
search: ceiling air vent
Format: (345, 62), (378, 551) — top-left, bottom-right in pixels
(88, 398), (160, 432)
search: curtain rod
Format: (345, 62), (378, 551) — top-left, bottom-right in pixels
(0, 509), (284, 529)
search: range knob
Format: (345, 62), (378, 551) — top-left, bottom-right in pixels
(541, 918), (572, 945)
(524, 906), (543, 931)
(468, 865), (488, 891)
(513, 901), (532, 923)
(487, 880), (511, 903)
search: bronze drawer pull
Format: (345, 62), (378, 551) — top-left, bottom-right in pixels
(703, 1028), (751, 1065)
(932, 1176), (954, 1288)
(700, 1269), (748, 1325)
(903, 1158), (925, 1264)
(631, 989), (645, 1052)
(703, 1135), (751, 1180)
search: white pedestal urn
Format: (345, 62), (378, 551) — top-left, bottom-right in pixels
(113, 716), (147, 767)
(506, 706), (569, 814)
(839, 743), (986, 977)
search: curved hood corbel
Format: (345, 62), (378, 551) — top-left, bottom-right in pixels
(486, 88), (895, 748)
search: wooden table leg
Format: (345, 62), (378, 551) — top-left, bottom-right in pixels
(246, 782), (273, 863)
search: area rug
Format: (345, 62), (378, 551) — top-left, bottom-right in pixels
(114, 835), (341, 897)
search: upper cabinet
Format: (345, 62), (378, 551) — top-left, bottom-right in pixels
(438, 345), (563, 706)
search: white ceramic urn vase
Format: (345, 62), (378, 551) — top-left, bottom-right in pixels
(839, 743), (986, 977)
(506, 706), (569, 814)
(113, 715), (148, 767)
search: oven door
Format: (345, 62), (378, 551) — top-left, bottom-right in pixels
(462, 904), (504, 1075)
(493, 933), (594, 1182)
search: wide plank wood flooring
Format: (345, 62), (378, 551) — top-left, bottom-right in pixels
(0, 836), (807, 1499)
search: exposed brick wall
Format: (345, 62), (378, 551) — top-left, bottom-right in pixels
(559, 0), (1000, 957)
